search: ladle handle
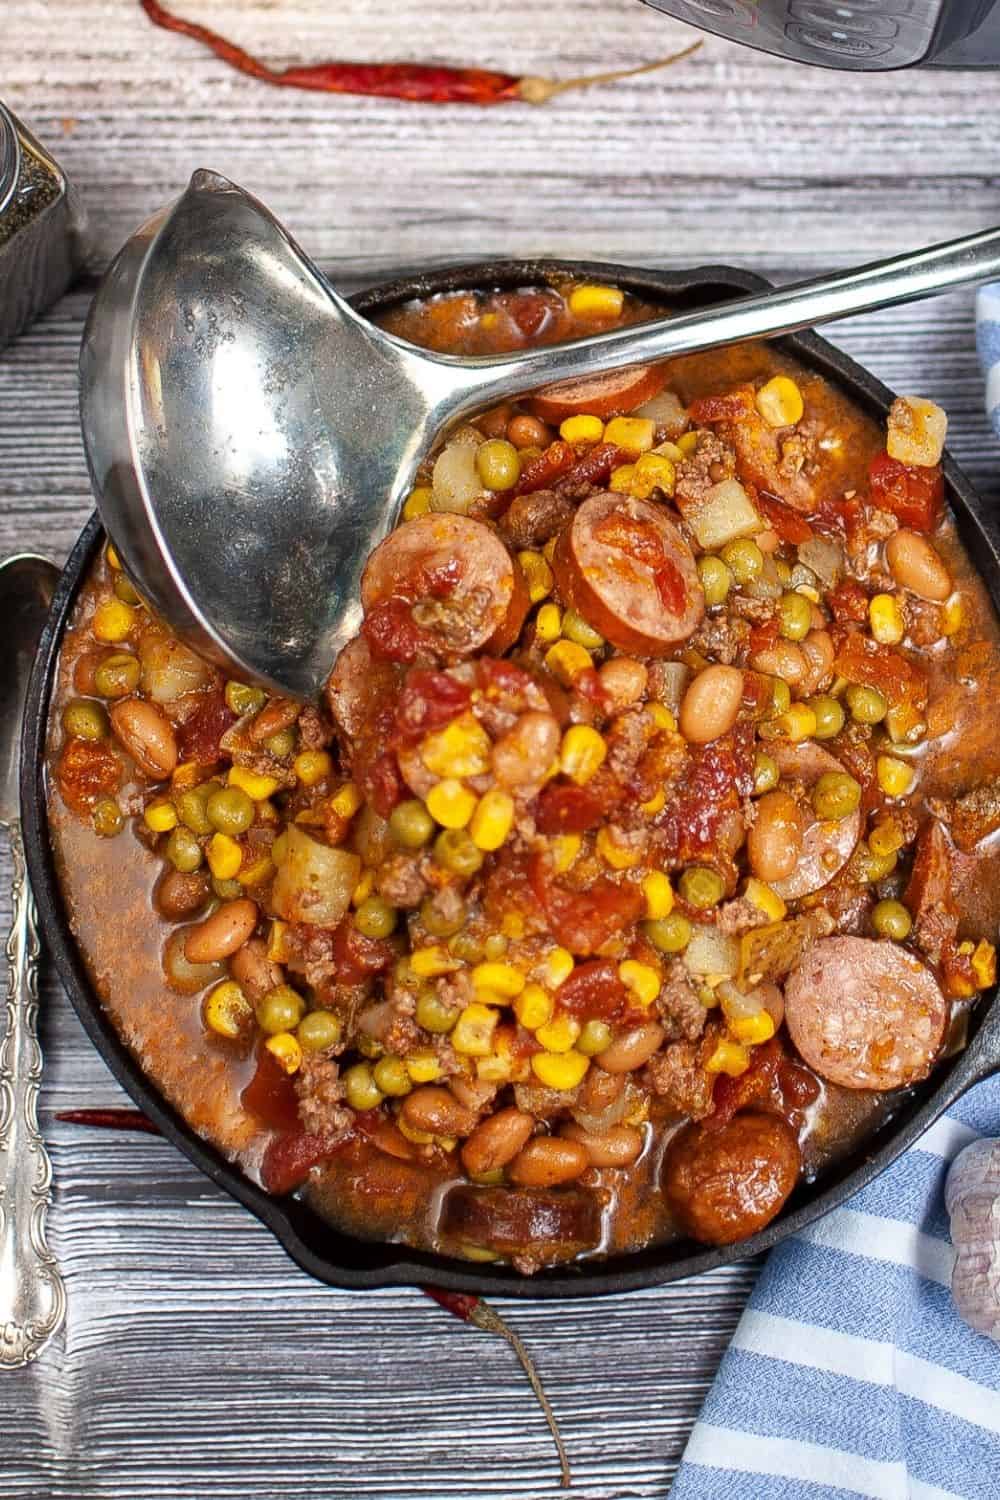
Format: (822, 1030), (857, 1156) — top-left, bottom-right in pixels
(0, 820), (65, 1367)
(445, 224), (1000, 400)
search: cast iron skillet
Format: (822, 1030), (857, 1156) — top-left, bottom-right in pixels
(21, 258), (1000, 1298)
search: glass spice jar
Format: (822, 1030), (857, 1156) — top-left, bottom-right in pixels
(0, 101), (84, 348)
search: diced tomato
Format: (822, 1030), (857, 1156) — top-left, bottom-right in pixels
(832, 631), (928, 712)
(241, 1046), (300, 1132)
(177, 689), (235, 764)
(536, 782), (607, 834)
(742, 671), (773, 715)
(261, 1130), (346, 1194)
(555, 442), (621, 493)
(506, 290), (564, 339)
(393, 668), (471, 742)
(707, 1037), (818, 1131)
(573, 667), (609, 710)
(511, 440), (575, 497)
(868, 451), (944, 533)
(749, 616), (781, 656)
(354, 1111), (417, 1161)
(362, 599), (435, 663)
(688, 392), (749, 424)
(658, 726), (752, 864)
(529, 852), (643, 956)
(357, 750), (404, 818)
(755, 491), (814, 544)
(475, 656), (540, 709)
(331, 917), (395, 986)
(827, 577), (869, 625)
(555, 958), (628, 1021)
(56, 736), (122, 814)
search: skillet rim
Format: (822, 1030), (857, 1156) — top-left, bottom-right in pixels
(21, 256), (1000, 1298)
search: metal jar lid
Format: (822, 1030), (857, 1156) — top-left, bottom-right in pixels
(0, 103), (21, 217)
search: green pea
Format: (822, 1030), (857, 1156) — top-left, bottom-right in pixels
(177, 785), (214, 835)
(212, 877), (242, 900)
(720, 538), (764, 586)
(62, 698), (109, 741)
(205, 785), (255, 836)
(484, 933), (508, 960)
(872, 898), (913, 941)
(447, 931), (485, 964)
(420, 895), (467, 939)
(644, 912), (693, 954)
(577, 1019), (612, 1057)
(354, 895), (397, 939)
(256, 984), (306, 1035)
(433, 827), (484, 877)
(343, 1061), (384, 1111)
(475, 438), (521, 492)
(811, 771), (862, 821)
(93, 652), (141, 699)
(845, 683), (888, 725)
(165, 825), (203, 873)
(225, 680), (267, 718)
(92, 796), (124, 838)
(678, 865), (724, 910)
(753, 751), (779, 795)
(389, 798), (435, 850)
(697, 555), (733, 608)
(372, 1055), (412, 1097)
(113, 573), (142, 606)
(809, 694), (845, 740)
(264, 729), (296, 759)
(771, 678), (792, 716)
(416, 987), (460, 1034)
(298, 1010), (344, 1052)
(861, 844), (898, 883)
(778, 591), (812, 642)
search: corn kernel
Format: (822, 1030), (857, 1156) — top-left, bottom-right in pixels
(294, 750), (332, 787)
(403, 485), (433, 520)
(604, 416), (656, 456)
(267, 920), (289, 963)
(476, 1049), (516, 1084)
(352, 868), (376, 906)
(756, 375), (804, 429)
(559, 724), (607, 785)
(677, 431), (700, 456)
(596, 825), (642, 870)
(406, 1050), (443, 1084)
(470, 788), (515, 851)
(513, 983), (554, 1031)
(642, 871), (674, 919)
(530, 1049), (590, 1090)
(535, 1014), (582, 1053)
(759, 703), (817, 744)
(796, 584), (821, 604)
(203, 979), (253, 1039)
(207, 832), (242, 881)
(618, 959), (661, 1007)
(422, 714), (492, 780)
(237, 853), (273, 887)
(538, 947), (574, 990)
(609, 463), (636, 493)
(705, 1039), (751, 1077)
(641, 787), (666, 815)
(518, 550), (554, 604)
(972, 939), (997, 990)
(228, 765), (280, 801)
(265, 1032), (303, 1075)
(743, 877), (786, 923)
(144, 799), (177, 833)
(551, 833), (582, 874)
(92, 598), (136, 643)
(452, 1002), (500, 1057)
(730, 1010), (776, 1046)
(410, 945), (461, 978)
(941, 594), (963, 637)
(648, 703), (677, 732)
(560, 413), (605, 445)
(501, 911), (526, 940)
(105, 543), (121, 570)
(535, 602), (563, 643)
(876, 754), (916, 798)
(630, 451), (676, 499)
(561, 608), (605, 650)
(868, 818), (905, 859)
(398, 1118), (435, 1146)
(542, 535), (558, 563)
(545, 639), (593, 686)
(568, 284), (624, 320)
(885, 700), (926, 746)
(426, 778), (477, 829)
(472, 962), (525, 998)
(869, 593), (905, 646)
(330, 782), (363, 820)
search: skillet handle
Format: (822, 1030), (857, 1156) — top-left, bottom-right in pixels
(956, 995), (1000, 1093)
(0, 820), (66, 1366)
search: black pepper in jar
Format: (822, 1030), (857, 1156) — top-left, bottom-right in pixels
(0, 102), (84, 347)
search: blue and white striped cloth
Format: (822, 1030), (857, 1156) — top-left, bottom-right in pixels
(671, 1083), (1000, 1498)
(976, 284), (1000, 440)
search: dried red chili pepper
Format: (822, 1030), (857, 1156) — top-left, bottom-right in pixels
(141, 0), (699, 106)
(56, 1107), (162, 1135)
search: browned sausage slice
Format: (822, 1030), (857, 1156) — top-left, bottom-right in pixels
(551, 493), (704, 656)
(439, 1185), (601, 1255)
(528, 364), (667, 425)
(770, 741), (863, 901)
(663, 1111), (801, 1246)
(360, 514), (529, 657)
(784, 935), (947, 1091)
(324, 635), (398, 742)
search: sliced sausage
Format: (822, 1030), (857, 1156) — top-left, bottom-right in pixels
(663, 1111), (801, 1246)
(360, 514), (529, 657)
(528, 364), (667, 425)
(551, 493), (704, 656)
(324, 636), (398, 742)
(784, 935), (947, 1091)
(770, 741), (863, 901)
(439, 1185), (600, 1254)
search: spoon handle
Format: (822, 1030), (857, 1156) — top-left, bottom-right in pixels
(0, 819), (66, 1367)
(450, 224), (1000, 399)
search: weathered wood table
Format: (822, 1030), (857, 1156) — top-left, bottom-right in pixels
(3, 4), (999, 1495)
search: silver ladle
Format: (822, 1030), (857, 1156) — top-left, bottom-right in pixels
(79, 171), (1000, 699)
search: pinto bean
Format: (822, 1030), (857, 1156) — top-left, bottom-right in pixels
(400, 1086), (479, 1139)
(507, 1136), (590, 1187)
(183, 898), (258, 964)
(751, 639), (808, 689)
(886, 529), (952, 602)
(154, 867), (210, 920)
(561, 1121), (644, 1168)
(506, 414), (550, 450)
(679, 664), (745, 745)
(228, 937), (284, 1001)
(799, 629), (835, 695)
(461, 1108), (536, 1176)
(595, 1021), (667, 1073)
(598, 657), (648, 713)
(109, 697), (178, 778)
(747, 790), (804, 883)
(249, 697), (300, 743)
(491, 711), (561, 789)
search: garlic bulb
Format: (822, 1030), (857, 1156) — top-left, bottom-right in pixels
(945, 1138), (1000, 1342)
